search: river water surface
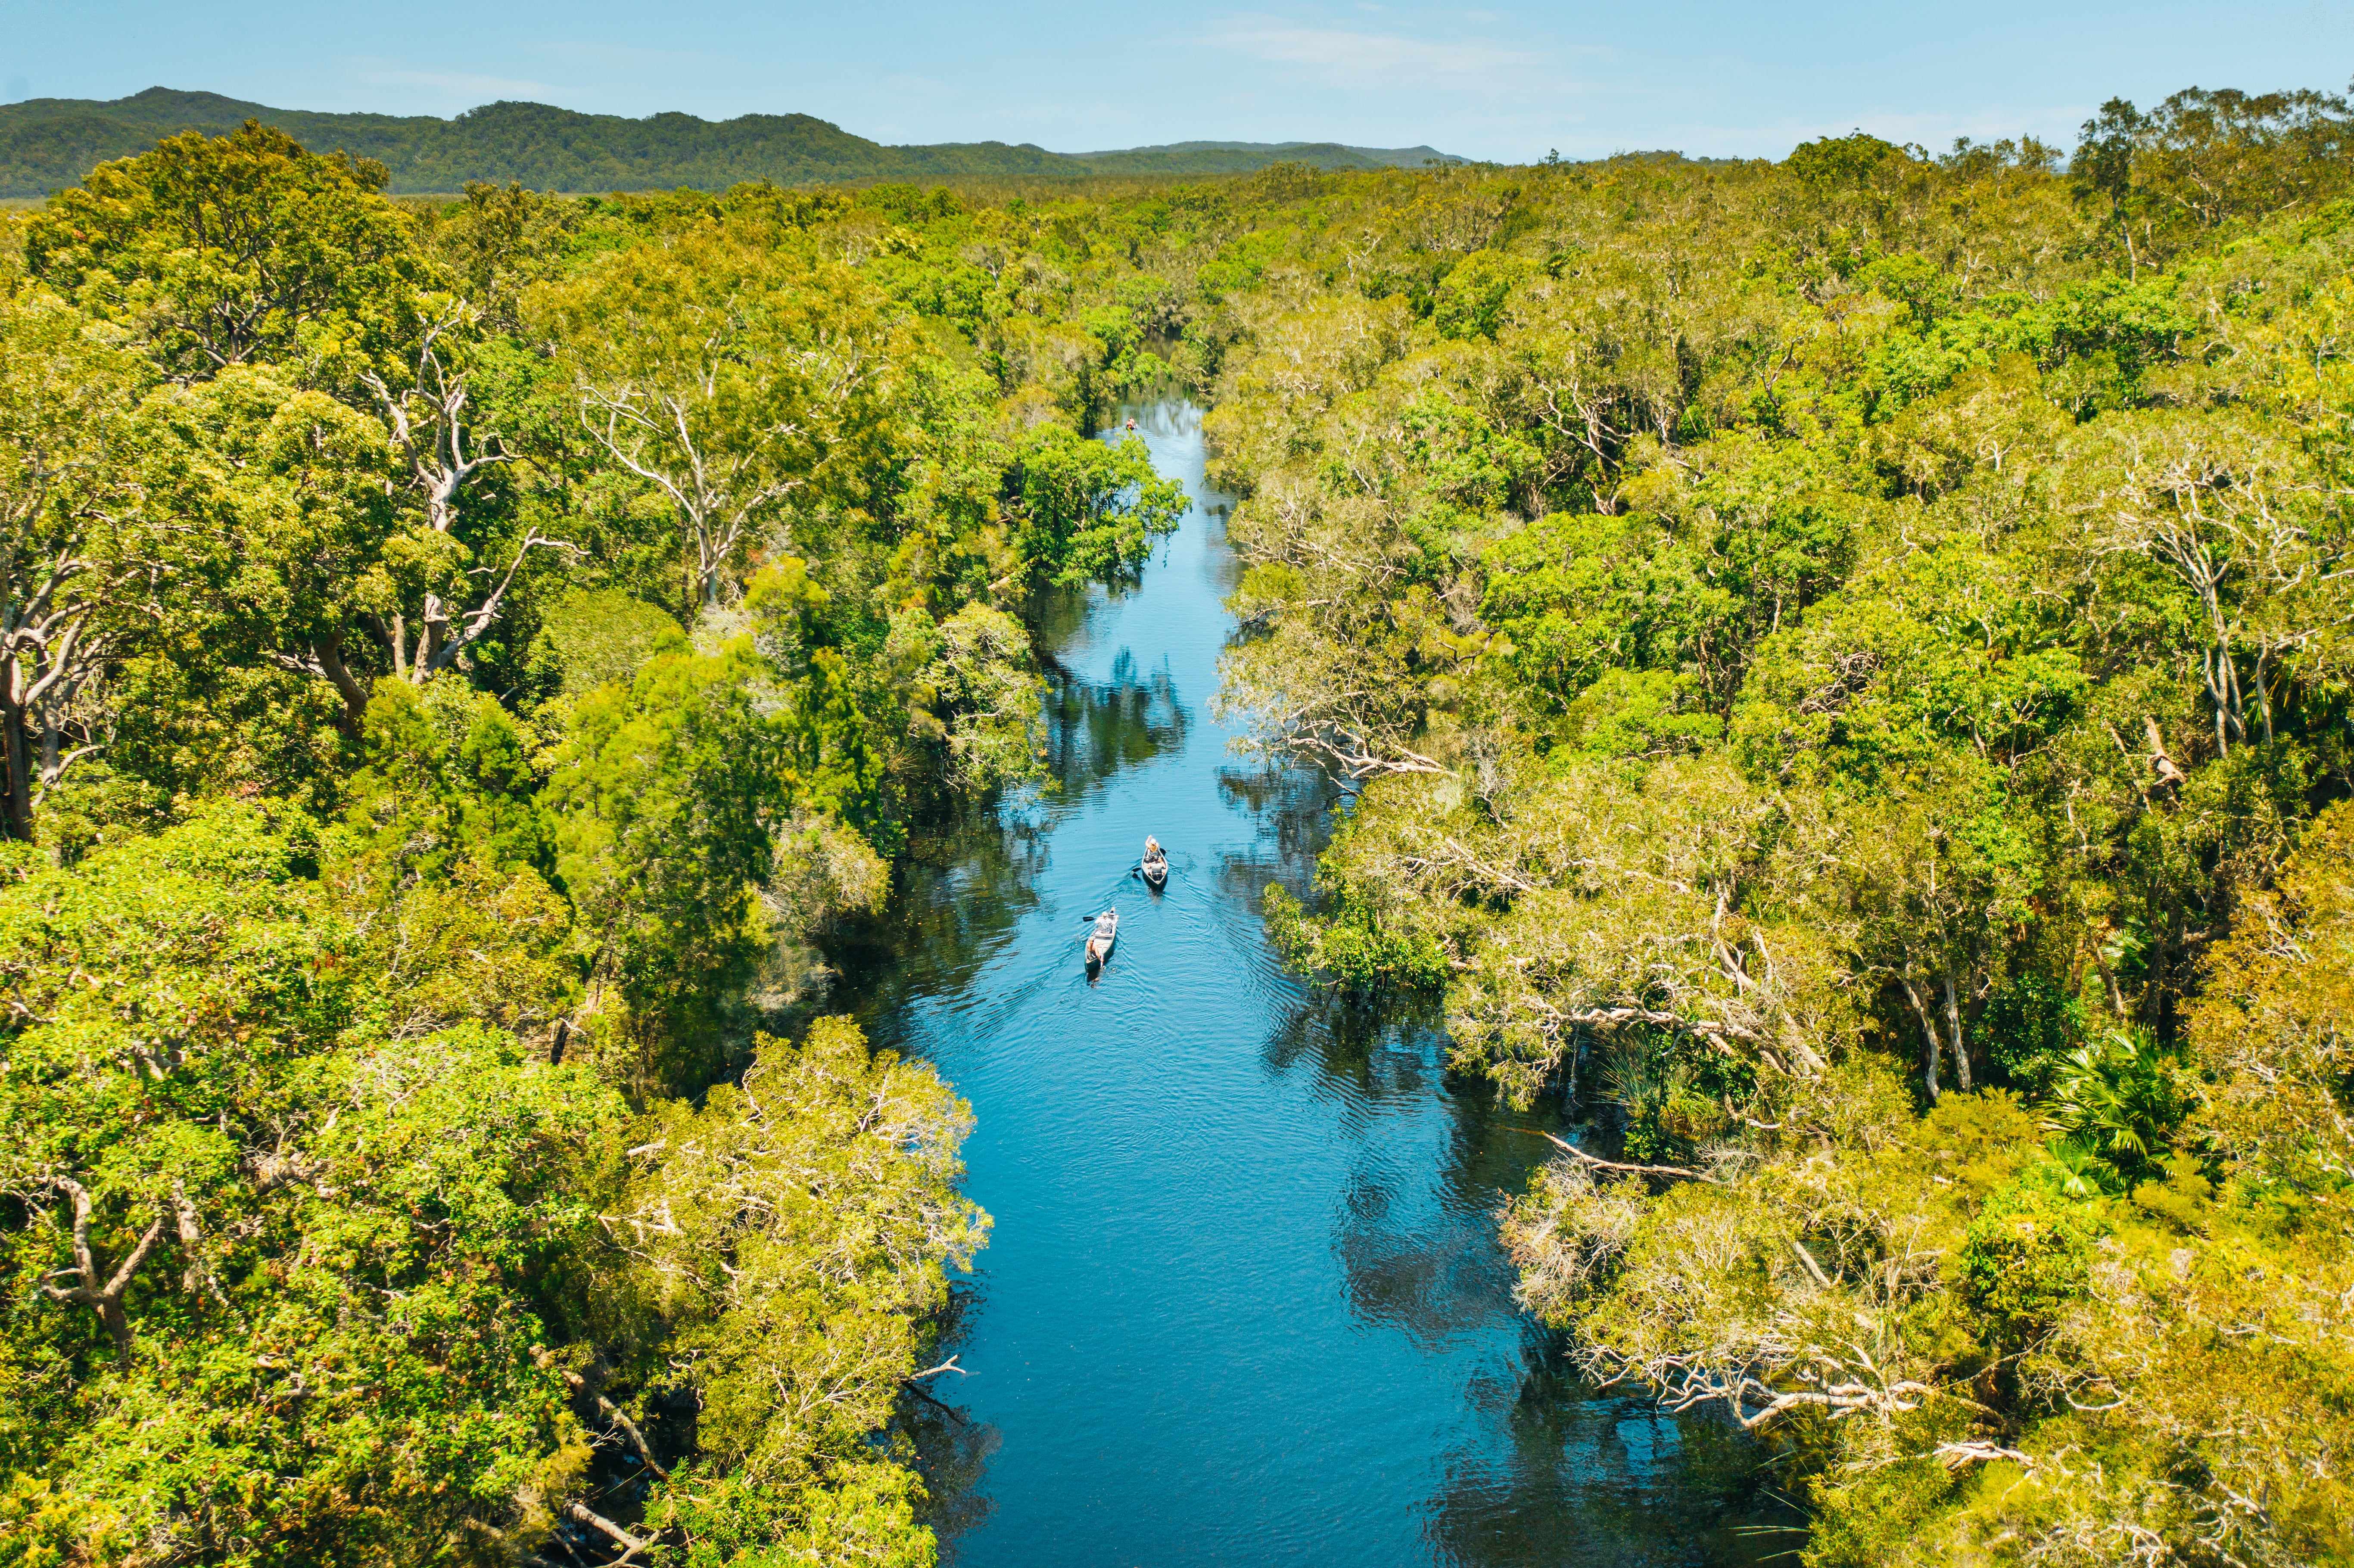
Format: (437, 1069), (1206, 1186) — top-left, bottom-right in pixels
(834, 403), (1767, 1567)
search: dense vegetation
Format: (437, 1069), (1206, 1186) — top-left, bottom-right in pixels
(1197, 86), (2354, 1565)
(7, 77), (2354, 1566)
(0, 88), (1454, 198)
(0, 122), (1189, 1565)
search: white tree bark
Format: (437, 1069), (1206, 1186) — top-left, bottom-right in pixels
(358, 301), (578, 701)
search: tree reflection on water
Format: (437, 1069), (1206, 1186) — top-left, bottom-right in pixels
(823, 402), (1788, 1567)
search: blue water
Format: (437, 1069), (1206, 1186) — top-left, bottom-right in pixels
(836, 403), (1766, 1567)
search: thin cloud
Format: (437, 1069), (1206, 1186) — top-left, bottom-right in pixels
(1202, 19), (1545, 82)
(354, 67), (558, 102)
(538, 40), (709, 68)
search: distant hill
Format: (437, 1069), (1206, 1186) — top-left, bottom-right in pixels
(0, 88), (1461, 197)
(1072, 139), (1455, 175)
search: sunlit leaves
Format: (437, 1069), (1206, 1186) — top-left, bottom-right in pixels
(530, 225), (911, 607)
(1006, 424), (1184, 588)
(28, 120), (417, 376)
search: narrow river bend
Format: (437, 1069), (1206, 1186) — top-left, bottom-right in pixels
(833, 403), (1758, 1567)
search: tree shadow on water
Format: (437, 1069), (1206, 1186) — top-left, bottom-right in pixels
(830, 658), (1201, 1033)
(1257, 989), (1445, 1106)
(1249, 983), (1794, 1566)
(828, 805), (1052, 1038)
(900, 1284), (1002, 1562)
(1040, 650), (1188, 790)
(1421, 1335), (1806, 1568)
(1214, 762), (1339, 898)
(907, 1401), (1001, 1563)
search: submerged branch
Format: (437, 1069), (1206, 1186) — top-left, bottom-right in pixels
(1541, 1131), (1709, 1182)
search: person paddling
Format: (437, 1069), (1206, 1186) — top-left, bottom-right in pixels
(1085, 908), (1118, 966)
(1142, 835), (1168, 888)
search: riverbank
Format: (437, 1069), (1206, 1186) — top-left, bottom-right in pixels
(828, 402), (1784, 1566)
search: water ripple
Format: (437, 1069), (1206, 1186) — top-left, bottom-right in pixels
(835, 403), (1778, 1567)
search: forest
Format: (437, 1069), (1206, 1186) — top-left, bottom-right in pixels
(4, 78), (2354, 1567)
(0, 89), (1455, 199)
(0, 122), (1185, 1566)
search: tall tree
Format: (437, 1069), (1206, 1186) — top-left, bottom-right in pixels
(0, 291), (159, 841)
(2075, 409), (2349, 754)
(535, 228), (906, 608)
(26, 120), (417, 378)
(349, 293), (577, 685)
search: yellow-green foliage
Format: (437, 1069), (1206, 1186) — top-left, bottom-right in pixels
(1501, 813), (2354, 1567)
(617, 1020), (986, 1559)
(2188, 800), (2354, 1190)
(1168, 110), (2354, 1563)
(0, 809), (986, 1566)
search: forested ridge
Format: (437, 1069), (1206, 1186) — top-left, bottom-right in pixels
(3, 79), (2354, 1566)
(0, 89), (1455, 198)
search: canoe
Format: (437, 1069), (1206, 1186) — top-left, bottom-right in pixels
(1086, 909), (1118, 965)
(1142, 855), (1168, 890)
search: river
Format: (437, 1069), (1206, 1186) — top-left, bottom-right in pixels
(831, 402), (1776, 1566)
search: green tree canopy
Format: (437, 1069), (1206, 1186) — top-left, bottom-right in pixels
(28, 121), (418, 376)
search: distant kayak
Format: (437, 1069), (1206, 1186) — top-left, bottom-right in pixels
(1085, 909), (1118, 966)
(1142, 835), (1168, 890)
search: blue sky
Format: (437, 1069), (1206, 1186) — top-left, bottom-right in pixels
(1, 1), (2347, 162)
